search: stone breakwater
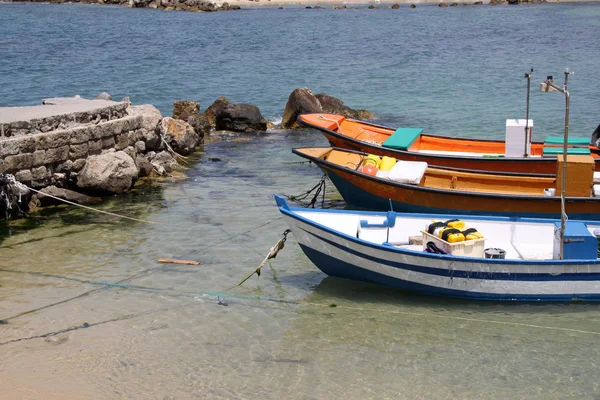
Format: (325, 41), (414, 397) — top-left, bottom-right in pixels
(0, 98), (167, 192)
(0, 88), (371, 218)
(9, 0), (241, 12)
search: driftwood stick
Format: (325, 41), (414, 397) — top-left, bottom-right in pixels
(158, 258), (201, 266)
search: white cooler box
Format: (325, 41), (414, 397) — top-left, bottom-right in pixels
(421, 230), (485, 257)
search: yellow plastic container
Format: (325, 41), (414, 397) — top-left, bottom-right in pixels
(445, 219), (466, 229)
(364, 154), (381, 168)
(438, 227), (465, 243)
(462, 228), (484, 241)
(379, 156), (397, 171)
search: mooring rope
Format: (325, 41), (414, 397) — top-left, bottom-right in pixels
(26, 185), (154, 224)
(159, 133), (189, 162)
(3, 271), (600, 340)
(316, 115), (343, 134)
(230, 229), (291, 289)
(285, 174), (327, 208)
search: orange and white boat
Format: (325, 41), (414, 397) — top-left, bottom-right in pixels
(298, 113), (600, 174)
(293, 147), (600, 220)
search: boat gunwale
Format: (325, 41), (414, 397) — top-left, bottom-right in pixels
(298, 114), (600, 164)
(276, 197), (600, 266)
(292, 146), (600, 203)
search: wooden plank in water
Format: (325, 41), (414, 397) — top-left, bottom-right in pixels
(158, 258), (201, 266)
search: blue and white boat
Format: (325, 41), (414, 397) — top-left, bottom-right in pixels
(275, 195), (600, 301)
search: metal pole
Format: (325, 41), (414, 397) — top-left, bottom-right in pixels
(560, 69), (570, 260)
(524, 69), (533, 157)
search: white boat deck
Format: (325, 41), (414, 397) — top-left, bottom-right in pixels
(417, 149), (543, 159)
(297, 210), (600, 261)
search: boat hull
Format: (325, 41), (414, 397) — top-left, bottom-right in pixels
(299, 114), (600, 174)
(322, 165), (600, 220)
(280, 207), (600, 301)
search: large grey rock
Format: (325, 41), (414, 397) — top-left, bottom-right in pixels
(204, 96), (230, 129)
(158, 117), (200, 156)
(150, 151), (177, 175)
(127, 104), (163, 151)
(172, 100), (210, 141)
(76, 151), (138, 194)
(135, 154), (154, 177)
(281, 88), (322, 129)
(281, 88), (375, 129)
(215, 103), (269, 133)
(178, 113), (211, 142)
(315, 93), (375, 120)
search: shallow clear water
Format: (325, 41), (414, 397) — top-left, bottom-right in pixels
(2, 3), (600, 399)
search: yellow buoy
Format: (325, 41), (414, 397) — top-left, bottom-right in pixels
(379, 156), (397, 171)
(364, 154), (381, 168)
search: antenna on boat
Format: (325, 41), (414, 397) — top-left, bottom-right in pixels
(540, 68), (572, 260)
(524, 68), (534, 157)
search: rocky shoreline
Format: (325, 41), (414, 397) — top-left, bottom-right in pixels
(2, 0), (557, 11)
(0, 88), (371, 219)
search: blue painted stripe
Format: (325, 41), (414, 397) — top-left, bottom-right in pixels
(299, 227), (600, 280)
(283, 207), (600, 266)
(298, 244), (600, 301)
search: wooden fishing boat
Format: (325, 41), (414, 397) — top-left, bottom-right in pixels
(298, 113), (600, 174)
(275, 195), (600, 301)
(293, 147), (600, 220)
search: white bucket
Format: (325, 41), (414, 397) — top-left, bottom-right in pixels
(544, 188), (556, 196)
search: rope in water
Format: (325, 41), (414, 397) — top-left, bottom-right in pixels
(2, 269), (600, 339)
(9, 175), (154, 224)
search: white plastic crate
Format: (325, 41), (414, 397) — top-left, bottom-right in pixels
(421, 231), (486, 257)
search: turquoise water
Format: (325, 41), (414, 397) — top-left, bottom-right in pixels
(2, 3), (600, 399)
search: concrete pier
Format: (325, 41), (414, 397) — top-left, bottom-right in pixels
(0, 97), (163, 188)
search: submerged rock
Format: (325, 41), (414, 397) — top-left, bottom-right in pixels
(76, 151), (138, 194)
(33, 186), (101, 207)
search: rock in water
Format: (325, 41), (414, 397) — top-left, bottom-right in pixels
(204, 96), (231, 129)
(76, 152), (138, 194)
(173, 100), (200, 119)
(215, 104), (269, 132)
(178, 113), (211, 141)
(34, 186), (101, 206)
(127, 104), (163, 151)
(315, 93), (375, 120)
(281, 88), (322, 129)
(158, 117), (200, 156)
(172, 100), (211, 141)
(150, 151), (177, 174)
(96, 92), (113, 101)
